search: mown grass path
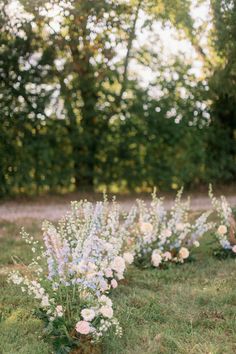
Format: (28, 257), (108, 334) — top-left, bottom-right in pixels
(0, 220), (236, 354)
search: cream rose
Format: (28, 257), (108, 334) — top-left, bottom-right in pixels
(123, 252), (134, 264)
(176, 223), (185, 231)
(100, 305), (113, 318)
(111, 256), (126, 273)
(179, 247), (189, 259)
(100, 295), (112, 307)
(140, 222), (153, 234)
(75, 320), (91, 335)
(151, 250), (162, 267)
(217, 225), (227, 235)
(162, 229), (172, 238)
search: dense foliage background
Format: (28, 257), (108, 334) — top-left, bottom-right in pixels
(0, 0), (235, 196)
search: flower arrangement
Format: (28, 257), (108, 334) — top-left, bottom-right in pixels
(209, 186), (236, 257)
(132, 189), (214, 268)
(8, 199), (133, 353)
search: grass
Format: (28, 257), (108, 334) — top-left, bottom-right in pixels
(0, 220), (236, 354)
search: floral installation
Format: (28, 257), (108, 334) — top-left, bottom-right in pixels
(132, 188), (214, 268)
(209, 185), (236, 257)
(8, 198), (135, 353)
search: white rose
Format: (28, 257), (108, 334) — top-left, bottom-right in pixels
(111, 279), (118, 288)
(162, 229), (172, 238)
(179, 247), (189, 259)
(81, 308), (96, 322)
(100, 295), (112, 307)
(123, 252), (134, 265)
(140, 222), (153, 234)
(151, 251), (162, 267)
(176, 223), (185, 231)
(111, 256), (126, 273)
(163, 251), (172, 261)
(217, 225), (227, 235)
(232, 245), (236, 254)
(104, 268), (113, 278)
(100, 305), (113, 318)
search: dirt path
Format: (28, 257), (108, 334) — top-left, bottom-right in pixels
(0, 195), (236, 221)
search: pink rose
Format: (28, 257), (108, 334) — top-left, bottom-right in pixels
(75, 320), (91, 335)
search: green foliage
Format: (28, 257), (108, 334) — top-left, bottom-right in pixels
(0, 0), (235, 196)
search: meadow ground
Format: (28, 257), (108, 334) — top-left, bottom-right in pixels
(0, 219), (236, 354)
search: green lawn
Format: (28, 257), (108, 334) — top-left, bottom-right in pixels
(0, 220), (236, 354)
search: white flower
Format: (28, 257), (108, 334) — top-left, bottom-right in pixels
(100, 305), (113, 318)
(179, 247), (189, 259)
(41, 295), (50, 307)
(193, 241), (200, 248)
(55, 305), (63, 317)
(232, 245), (236, 254)
(123, 252), (134, 265)
(151, 250), (162, 267)
(111, 279), (118, 288)
(111, 256), (126, 273)
(104, 242), (113, 252)
(104, 268), (113, 278)
(100, 295), (112, 307)
(176, 223), (185, 231)
(163, 251), (172, 261)
(217, 225), (227, 235)
(162, 229), (172, 238)
(140, 222), (153, 234)
(81, 308), (96, 322)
